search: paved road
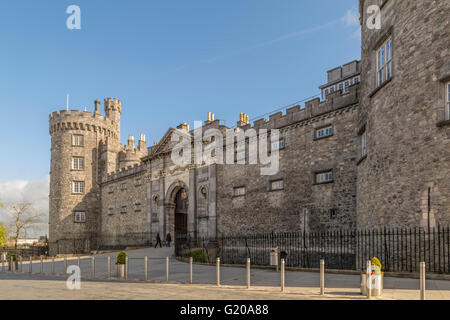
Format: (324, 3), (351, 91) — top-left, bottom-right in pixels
(2, 247), (450, 298)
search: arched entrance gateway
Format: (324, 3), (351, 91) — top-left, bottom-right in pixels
(165, 181), (189, 242)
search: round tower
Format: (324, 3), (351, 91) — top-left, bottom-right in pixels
(48, 99), (121, 255)
(357, 0), (450, 228)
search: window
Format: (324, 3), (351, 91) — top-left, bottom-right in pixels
(361, 130), (367, 157)
(325, 89), (329, 96)
(237, 151), (246, 161)
(120, 183), (127, 190)
(315, 171), (333, 184)
(108, 186), (114, 194)
(377, 37), (393, 86)
(107, 207), (113, 216)
(447, 82), (450, 120)
(120, 204), (127, 214)
(329, 208), (337, 219)
(271, 139), (285, 151)
(72, 134), (84, 146)
(135, 178), (142, 186)
(330, 86), (335, 93)
(72, 181), (85, 194)
(344, 81), (350, 93)
(339, 83), (344, 92)
(74, 211), (86, 223)
(233, 186), (246, 197)
(354, 76), (360, 84)
(135, 201), (142, 212)
(315, 126), (333, 139)
(271, 180), (284, 191)
(72, 157), (85, 170)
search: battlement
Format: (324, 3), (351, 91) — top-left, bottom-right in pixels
(104, 98), (122, 114)
(103, 162), (148, 184)
(251, 83), (359, 130)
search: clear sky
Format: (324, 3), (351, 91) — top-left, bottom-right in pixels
(0, 1), (361, 233)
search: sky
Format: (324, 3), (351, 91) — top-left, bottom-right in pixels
(0, 0), (361, 236)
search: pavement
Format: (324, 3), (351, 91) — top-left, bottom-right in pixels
(1, 247), (449, 300)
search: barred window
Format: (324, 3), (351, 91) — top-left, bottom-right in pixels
(271, 180), (284, 191)
(233, 186), (246, 197)
(377, 37), (393, 86)
(72, 157), (85, 170)
(72, 181), (85, 194)
(74, 211), (86, 223)
(315, 171), (333, 184)
(72, 134), (84, 146)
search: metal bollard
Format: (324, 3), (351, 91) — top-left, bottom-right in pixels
(77, 256), (80, 268)
(91, 256), (95, 278)
(320, 259), (325, 295)
(19, 256), (23, 272)
(366, 260), (372, 299)
(64, 256), (67, 275)
(51, 256), (55, 275)
(29, 256), (32, 274)
(144, 256), (148, 281)
(125, 256), (128, 280)
(189, 257), (193, 284)
(216, 257), (221, 287)
(107, 256), (111, 280)
(420, 262), (426, 300)
(281, 259), (285, 292)
(40, 256), (43, 275)
(166, 257), (169, 283)
(246, 258), (251, 289)
(10, 256), (14, 272)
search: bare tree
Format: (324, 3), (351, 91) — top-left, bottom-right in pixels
(4, 202), (44, 249)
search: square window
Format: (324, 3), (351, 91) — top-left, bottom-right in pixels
(120, 183), (127, 190)
(74, 211), (86, 223)
(135, 178), (142, 186)
(272, 139), (285, 151)
(134, 202), (141, 212)
(72, 181), (85, 194)
(107, 208), (113, 216)
(72, 157), (85, 170)
(330, 87), (335, 93)
(72, 135), (84, 146)
(354, 77), (360, 84)
(120, 205), (127, 214)
(233, 187), (246, 197)
(271, 180), (284, 191)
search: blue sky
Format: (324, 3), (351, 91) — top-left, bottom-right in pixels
(0, 0), (361, 184)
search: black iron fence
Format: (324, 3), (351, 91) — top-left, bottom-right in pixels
(175, 226), (450, 274)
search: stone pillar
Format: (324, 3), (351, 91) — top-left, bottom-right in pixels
(188, 168), (197, 239)
(164, 203), (175, 239)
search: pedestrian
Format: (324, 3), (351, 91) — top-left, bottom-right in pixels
(155, 233), (162, 248)
(166, 233), (172, 247)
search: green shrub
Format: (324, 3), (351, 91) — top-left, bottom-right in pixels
(10, 254), (17, 262)
(116, 251), (127, 265)
(185, 249), (206, 263)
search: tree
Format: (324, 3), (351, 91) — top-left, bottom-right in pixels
(0, 223), (7, 246)
(3, 202), (44, 249)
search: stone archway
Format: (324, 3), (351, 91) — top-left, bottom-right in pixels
(165, 180), (189, 240)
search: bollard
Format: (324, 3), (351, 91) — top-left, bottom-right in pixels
(29, 256), (32, 274)
(246, 258), (251, 289)
(216, 257), (221, 287)
(64, 256), (67, 275)
(189, 257), (193, 284)
(40, 256), (43, 275)
(19, 256), (23, 273)
(91, 256), (95, 278)
(107, 256), (111, 280)
(420, 262), (426, 300)
(77, 256), (80, 268)
(166, 257), (169, 283)
(144, 256), (148, 281)
(320, 259), (325, 295)
(366, 260), (372, 299)
(125, 256), (128, 280)
(51, 256), (55, 275)
(1, 255), (4, 272)
(281, 259), (285, 292)
(10, 256), (14, 272)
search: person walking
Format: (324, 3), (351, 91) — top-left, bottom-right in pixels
(155, 233), (162, 248)
(166, 233), (172, 247)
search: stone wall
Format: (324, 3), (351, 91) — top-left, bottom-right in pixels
(357, 0), (450, 228)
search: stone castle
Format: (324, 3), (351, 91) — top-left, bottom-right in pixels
(48, 0), (449, 254)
